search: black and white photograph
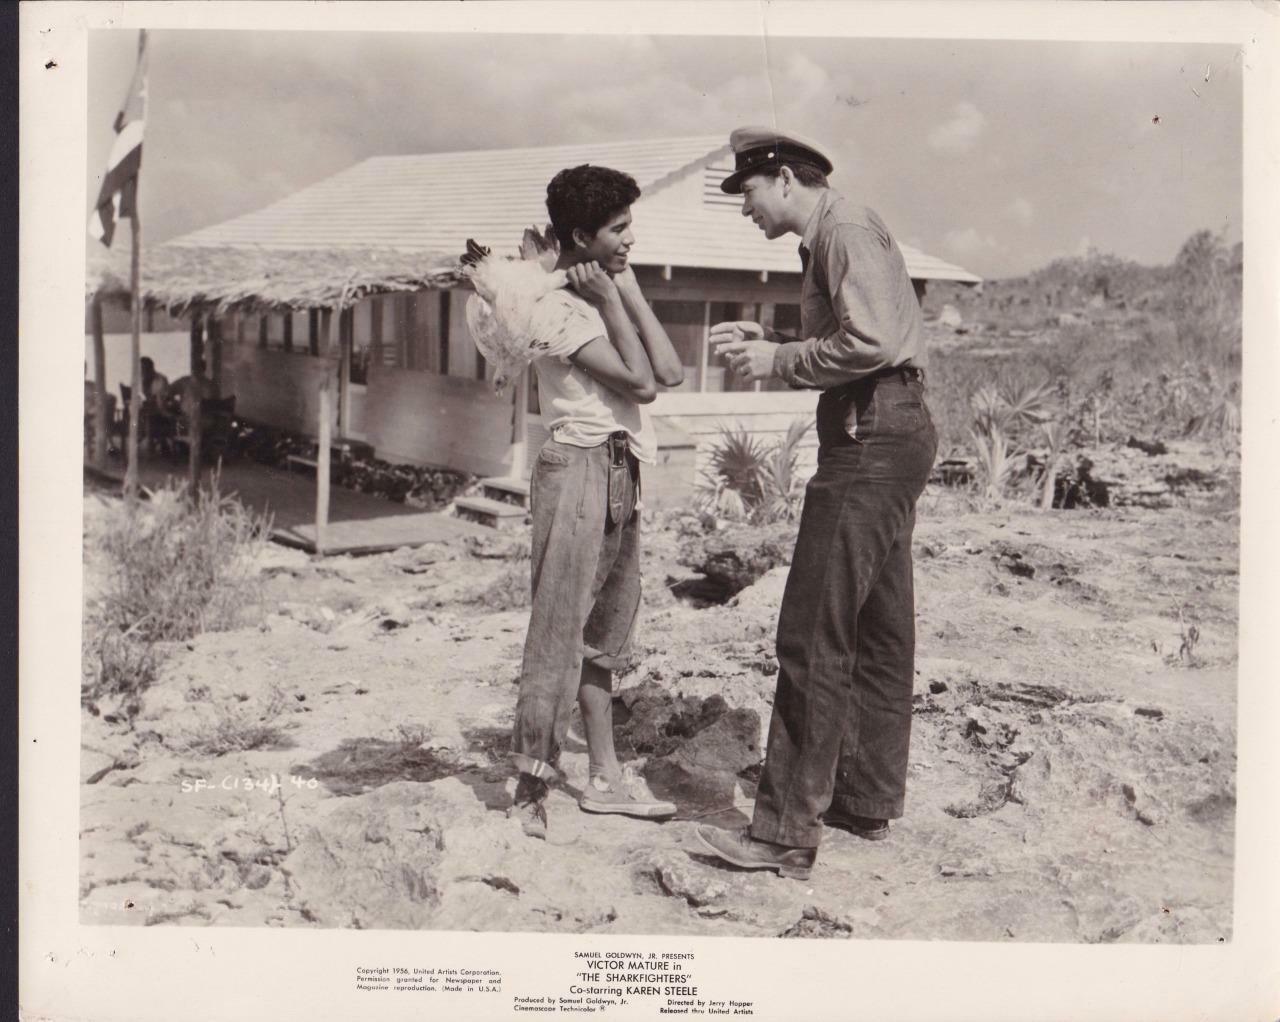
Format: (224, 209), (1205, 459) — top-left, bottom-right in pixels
(20, 2), (1280, 1020)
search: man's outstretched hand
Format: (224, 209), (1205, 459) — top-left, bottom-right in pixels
(711, 320), (776, 382)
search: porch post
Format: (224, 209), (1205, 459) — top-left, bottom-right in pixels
(338, 306), (352, 439)
(744, 303), (760, 392)
(90, 295), (109, 468)
(755, 302), (776, 393)
(511, 370), (529, 477)
(316, 376), (331, 555)
(312, 307), (341, 555)
(208, 314), (223, 397)
(189, 308), (205, 374)
(187, 309), (203, 491)
(698, 301), (711, 393)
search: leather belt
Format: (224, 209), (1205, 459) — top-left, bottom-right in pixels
(606, 431), (629, 467)
(875, 364), (923, 384)
(832, 364), (923, 398)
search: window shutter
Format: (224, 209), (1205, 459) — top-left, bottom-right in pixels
(702, 163), (739, 208)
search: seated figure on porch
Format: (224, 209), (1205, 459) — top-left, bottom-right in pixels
(168, 357), (217, 414)
(135, 357), (175, 454)
(140, 356), (170, 405)
(506, 164), (686, 838)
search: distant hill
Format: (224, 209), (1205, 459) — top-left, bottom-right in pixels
(922, 232), (1242, 334)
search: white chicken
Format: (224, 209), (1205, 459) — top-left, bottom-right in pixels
(459, 226), (567, 394)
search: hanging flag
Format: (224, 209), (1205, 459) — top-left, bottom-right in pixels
(89, 31), (148, 248)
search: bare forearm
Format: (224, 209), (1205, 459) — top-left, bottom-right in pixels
(598, 295), (657, 390)
(621, 290), (684, 386)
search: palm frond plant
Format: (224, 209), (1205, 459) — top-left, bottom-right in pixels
(759, 418), (813, 523)
(969, 384), (1007, 436)
(1000, 378), (1057, 429)
(969, 423), (1022, 502)
(695, 420), (815, 524)
(695, 425), (768, 519)
(972, 378), (1057, 442)
(1037, 419), (1066, 510)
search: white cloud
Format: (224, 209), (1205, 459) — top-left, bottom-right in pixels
(1004, 198), (1034, 225)
(943, 227), (999, 256)
(928, 101), (987, 152)
(783, 53), (831, 101)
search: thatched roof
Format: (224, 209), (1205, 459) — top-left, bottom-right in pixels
(85, 243), (464, 314)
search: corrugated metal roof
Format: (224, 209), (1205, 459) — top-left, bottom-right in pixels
(168, 136), (981, 284)
(630, 202), (983, 284)
(171, 137), (727, 250)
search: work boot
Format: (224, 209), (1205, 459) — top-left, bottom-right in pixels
(822, 809), (890, 841)
(579, 765), (676, 819)
(693, 824), (816, 880)
(509, 773), (549, 840)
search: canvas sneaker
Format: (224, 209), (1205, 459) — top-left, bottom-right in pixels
(579, 766), (676, 819)
(508, 774), (549, 839)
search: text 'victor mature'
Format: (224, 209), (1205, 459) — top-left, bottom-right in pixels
(574, 951), (697, 996)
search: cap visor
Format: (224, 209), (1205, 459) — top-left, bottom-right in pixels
(719, 170), (749, 195)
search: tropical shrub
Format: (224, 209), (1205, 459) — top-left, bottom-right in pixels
(696, 419), (812, 524)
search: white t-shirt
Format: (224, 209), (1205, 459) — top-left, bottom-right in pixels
(527, 289), (657, 465)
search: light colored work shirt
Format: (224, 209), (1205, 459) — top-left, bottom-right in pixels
(773, 188), (925, 390)
(527, 289), (657, 464)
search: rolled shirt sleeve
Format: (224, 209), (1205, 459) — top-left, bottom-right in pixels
(773, 218), (921, 390)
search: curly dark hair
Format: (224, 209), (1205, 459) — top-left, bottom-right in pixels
(545, 164), (641, 249)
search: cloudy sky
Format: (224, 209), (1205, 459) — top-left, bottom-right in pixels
(87, 29), (1242, 279)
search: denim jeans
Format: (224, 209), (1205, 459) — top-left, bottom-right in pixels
(510, 436), (641, 781)
(751, 369), (938, 849)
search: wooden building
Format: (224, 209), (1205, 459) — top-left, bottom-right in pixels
(90, 137), (980, 506)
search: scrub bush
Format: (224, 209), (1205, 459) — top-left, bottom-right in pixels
(98, 479), (271, 643)
(82, 480), (271, 716)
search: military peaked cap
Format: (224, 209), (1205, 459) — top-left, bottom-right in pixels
(719, 125), (834, 194)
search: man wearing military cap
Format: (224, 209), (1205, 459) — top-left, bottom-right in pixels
(696, 126), (938, 880)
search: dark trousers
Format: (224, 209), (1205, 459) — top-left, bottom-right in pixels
(751, 369), (938, 849)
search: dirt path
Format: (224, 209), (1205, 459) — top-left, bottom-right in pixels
(80, 442), (1238, 942)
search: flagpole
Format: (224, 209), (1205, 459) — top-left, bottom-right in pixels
(124, 208), (142, 501)
(121, 28), (146, 503)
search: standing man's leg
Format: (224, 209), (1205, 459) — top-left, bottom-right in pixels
(697, 376), (936, 874)
(749, 445), (917, 850)
(576, 451), (675, 817)
(577, 660), (620, 779)
(510, 444), (607, 835)
(827, 509), (918, 839)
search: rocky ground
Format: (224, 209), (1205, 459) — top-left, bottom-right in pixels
(80, 439), (1239, 943)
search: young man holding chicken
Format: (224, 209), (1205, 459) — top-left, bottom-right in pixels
(507, 163), (684, 838)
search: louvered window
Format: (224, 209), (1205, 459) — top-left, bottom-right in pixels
(702, 163), (740, 208)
